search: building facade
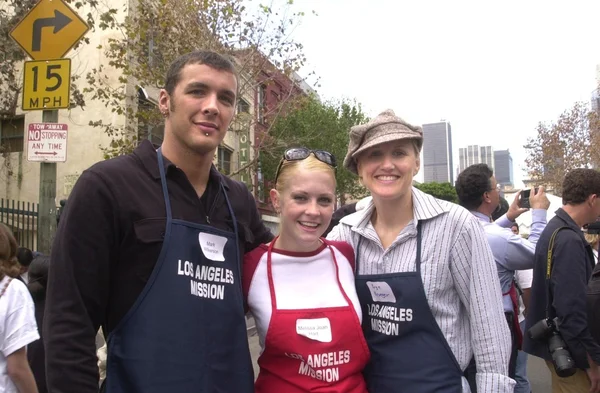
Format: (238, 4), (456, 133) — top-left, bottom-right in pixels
(422, 121), (454, 184)
(1, 0), (313, 241)
(252, 62), (309, 212)
(458, 145), (494, 174)
(494, 149), (514, 187)
(592, 64), (600, 113)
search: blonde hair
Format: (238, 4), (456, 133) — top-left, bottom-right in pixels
(275, 154), (336, 193)
(585, 233), (599, 248)
(0, 224), (20, 281)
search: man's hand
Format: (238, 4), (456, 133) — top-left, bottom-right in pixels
(586, 355), (600, 393)
(506, 190), (529, 222)
(529, 186), (551, 210)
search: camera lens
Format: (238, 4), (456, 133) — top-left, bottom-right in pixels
(548, 334), (576, 378)
(528, 319), (551, 340)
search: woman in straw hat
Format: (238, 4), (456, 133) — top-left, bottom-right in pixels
(327, 110), (515, 393)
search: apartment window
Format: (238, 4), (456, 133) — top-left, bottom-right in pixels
(237, 99), (250, 114)
(139, 29), (164, 68)
(217, 145), (232, 175)
(257, 84), (266, 123)
(0, 116), (25, 153)
(137, 87), (164, 145)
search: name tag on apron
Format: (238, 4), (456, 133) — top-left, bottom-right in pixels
(366, 281), (397, 303)
(296, 318), (332, 343)
(198, 233), (228, 262)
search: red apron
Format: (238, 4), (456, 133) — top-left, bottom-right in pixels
(503, 281), (523, 348)
(254, 238), (370, 393)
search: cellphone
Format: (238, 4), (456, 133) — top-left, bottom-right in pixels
(518, 188), (538, 209)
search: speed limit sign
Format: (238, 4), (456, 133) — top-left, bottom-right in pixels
(22, 59), (71, 110)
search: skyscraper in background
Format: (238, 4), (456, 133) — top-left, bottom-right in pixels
(592, 65), (599, 169)
(458, 145), (494, 174)
(494, 149), (514, 187)
(592, 64), (600, 112)
(422, 121), (454, 184)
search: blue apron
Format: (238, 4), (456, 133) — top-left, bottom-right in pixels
(105, 148), (254, 393)
(355, 223), (464, 393)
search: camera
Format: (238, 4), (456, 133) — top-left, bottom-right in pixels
(518, 188), (538, 209)
(528, 318), (576, 377)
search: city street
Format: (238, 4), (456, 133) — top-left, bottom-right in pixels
(247, 318), (553, 391)
(528, 355), (552, 392)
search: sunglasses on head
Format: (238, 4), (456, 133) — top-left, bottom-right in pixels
(274, 147), (337, 184)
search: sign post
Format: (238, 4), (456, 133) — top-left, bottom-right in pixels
(9, 0), (89, 253)
(38, 110), (58, 254)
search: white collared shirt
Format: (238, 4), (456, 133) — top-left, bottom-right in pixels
(327, 187), (515, 393)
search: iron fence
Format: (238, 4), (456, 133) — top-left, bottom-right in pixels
(0, 198), (38, 251)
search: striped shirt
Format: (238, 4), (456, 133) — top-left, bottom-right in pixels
(327, 187), (515, 392)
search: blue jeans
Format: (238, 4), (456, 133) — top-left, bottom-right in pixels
(515, 320), (531, 393)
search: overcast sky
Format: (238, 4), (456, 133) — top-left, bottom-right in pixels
(284, 0), (600, 186)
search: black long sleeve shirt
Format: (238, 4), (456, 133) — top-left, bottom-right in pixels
(524, 208), (600, 369)
(44, 140), (273, 393)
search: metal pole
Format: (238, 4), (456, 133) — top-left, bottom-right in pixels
(37, 109), (58, 254)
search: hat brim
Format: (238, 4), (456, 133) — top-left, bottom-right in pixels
(351, 132), (421, 159)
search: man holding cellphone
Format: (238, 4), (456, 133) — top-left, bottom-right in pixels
(456, 164), (550, 380)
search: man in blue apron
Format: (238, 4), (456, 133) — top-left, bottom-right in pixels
(45, 51), (273, 393)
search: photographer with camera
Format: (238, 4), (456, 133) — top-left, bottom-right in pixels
(456, 164), (549, 382)
(524, 168), (600, 393)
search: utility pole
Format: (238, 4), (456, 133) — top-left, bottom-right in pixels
(37, 109), (57, 253)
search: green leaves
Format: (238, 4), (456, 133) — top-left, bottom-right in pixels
(263, 97), (369, 203)
(414, 182), (458, 203)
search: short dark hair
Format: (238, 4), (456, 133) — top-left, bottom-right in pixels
(164, 51), (237, 96)
(17, 247), (33, 267)
(562, 168), (600, 205)
(455, 164), (494, 211)
(27, 255), (50, 302)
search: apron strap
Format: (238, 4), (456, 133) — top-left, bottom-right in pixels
(220, 182), (241, 282)
(355, 236), (363, 276)
(156, 148), (172, 221)
(355, 221), (422, 276)
(415, 223), (422, 275)
(266, 237), (280, 310)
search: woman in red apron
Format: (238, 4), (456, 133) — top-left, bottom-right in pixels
(243, 147), (369, 393)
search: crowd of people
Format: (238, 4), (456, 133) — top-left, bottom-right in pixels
(1, 50), (599, 393)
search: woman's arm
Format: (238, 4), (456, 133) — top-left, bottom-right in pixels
(7, 346), (39, 393)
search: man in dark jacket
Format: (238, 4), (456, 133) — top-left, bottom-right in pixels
(44, 51), (273, 393)
(524, 168), (600, 393)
